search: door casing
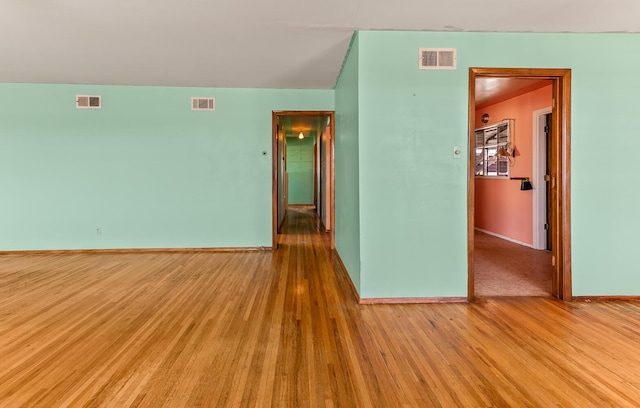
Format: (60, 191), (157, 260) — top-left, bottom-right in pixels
(468, 68), (572, 301)
(272, 111), (335, 249)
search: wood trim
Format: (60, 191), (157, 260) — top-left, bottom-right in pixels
(0, 247), (271, 255)
(313, 138), (318, 208)
(467, 69), (477, 302)
(318, 130), (324, 223)
(359, 297), (468, 305)
(278, 212), (287, 232)
(331, 249), (360, 303)
(559, 71), (572, 300)
(272, 110), (335, 117)
(272, 112), (278, 249)
(329, 112), (336, 249)
(470, 67), (572, 79)
(549, 81), (559, 298)
(468, 68), (572, 302)
(572, 296), (640, 302)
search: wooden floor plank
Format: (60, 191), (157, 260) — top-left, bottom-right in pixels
(1, 208), (640, 407)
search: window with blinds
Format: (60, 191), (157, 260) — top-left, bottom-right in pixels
(475, 122), (510, 177)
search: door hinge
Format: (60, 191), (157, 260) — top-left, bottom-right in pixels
(545, 174), (556, 188)
(544, 126), (549, 133)
(544, 223), (549, 230)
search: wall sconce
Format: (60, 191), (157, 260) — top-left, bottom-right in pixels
(510, 177), (533, 190)
(496, 146), (510, 157)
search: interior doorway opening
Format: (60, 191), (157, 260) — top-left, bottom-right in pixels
(473, 78), (553, 297)
(272, 111), (335, 249)
(468, 68), (572, 301)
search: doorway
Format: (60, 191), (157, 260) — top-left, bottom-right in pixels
(272, 111), (335, 250)
(468, 68), (572, 301)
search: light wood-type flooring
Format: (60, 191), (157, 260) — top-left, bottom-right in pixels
(1, 207), (640, 407)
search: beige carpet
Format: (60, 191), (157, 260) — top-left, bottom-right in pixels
(474, 231), (552, 297)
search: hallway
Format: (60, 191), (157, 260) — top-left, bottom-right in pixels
(0, 208), (640, 406)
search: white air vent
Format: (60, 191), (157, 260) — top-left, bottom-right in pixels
(192, 97), (215, 111)
(419, 48), (457, 70)
(76, 95), (101, 109)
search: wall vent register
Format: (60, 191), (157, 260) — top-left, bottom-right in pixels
(76, 95), (101, 109)
(192, 97), (215, 111)
(418, 48), (457, 70)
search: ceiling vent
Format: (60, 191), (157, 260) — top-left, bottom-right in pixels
(419, 48), (457, 70)
(192, 97), (215, 111)
(76, 95), (101, 109)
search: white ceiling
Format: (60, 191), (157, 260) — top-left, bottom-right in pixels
(476, 78), (550, 108)
(1, 0), (639, 89)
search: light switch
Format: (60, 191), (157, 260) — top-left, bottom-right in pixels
(453, 146), (462, 159)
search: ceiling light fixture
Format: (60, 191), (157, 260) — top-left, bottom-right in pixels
(298, 132), (304, 140)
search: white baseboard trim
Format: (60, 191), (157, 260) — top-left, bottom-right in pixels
(474, 228), (533, 248)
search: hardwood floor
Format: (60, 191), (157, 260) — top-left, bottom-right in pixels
(1, 208), (640, 407)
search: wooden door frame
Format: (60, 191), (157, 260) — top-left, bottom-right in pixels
(468, 68), (572, 301)
(272, 110), (335, 250)
(313, 137), (319, 210)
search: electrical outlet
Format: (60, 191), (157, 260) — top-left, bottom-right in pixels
(96, 227), (102, 236)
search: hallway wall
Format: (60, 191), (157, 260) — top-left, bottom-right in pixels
(0, 84), (333, 250)
(286, 135), (315, 205)
(334, 34), (362, 292)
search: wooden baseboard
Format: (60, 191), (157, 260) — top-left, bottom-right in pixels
(359, 297), (468, 305)
(572, 296), (640, 302)
(318, 218), (330, 233)
(0, 247), (272, 255)
(331, 249), (360, 303)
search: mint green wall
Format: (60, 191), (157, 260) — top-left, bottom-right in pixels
(351, 31), (640, 298)
(286, 134), (315, 205)
(334, 34), (361, 292)
(0, 83), (333, 250)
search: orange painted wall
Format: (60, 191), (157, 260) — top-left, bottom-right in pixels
(475, 85), (552, 245)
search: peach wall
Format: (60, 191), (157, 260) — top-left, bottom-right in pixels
(475, 84), (552, 245)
